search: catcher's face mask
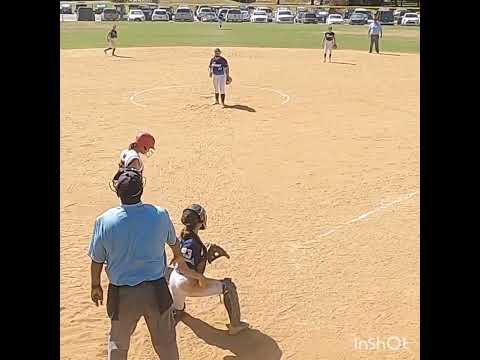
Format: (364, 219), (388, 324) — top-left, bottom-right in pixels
(186, 204), (208, 230)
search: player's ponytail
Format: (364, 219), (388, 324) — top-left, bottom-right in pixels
(128, 142), (136, 150)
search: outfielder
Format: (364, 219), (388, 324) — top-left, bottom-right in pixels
(209, 48), (232, 107)
(322, 26), (337, 63)
(167, 204), (249, 335)
(104, 25), (118, 56)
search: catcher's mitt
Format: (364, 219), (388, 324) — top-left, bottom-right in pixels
(226, 76), (232, 85)
(333, 43), (338, 49)
(207, 243), (230, 264)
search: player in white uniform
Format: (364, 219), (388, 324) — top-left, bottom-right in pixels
(167, 204), (249, 335)
(111, 132), (155, 190)
(118, 131), (155, 172)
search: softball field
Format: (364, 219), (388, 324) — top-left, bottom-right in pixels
(61, 46), (419, 359)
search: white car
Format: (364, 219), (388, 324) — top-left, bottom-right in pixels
(128, 9), (145, 21)
(256, 7), (273, 22)
(326, 13), (344, 24)
(275, 9), (294, 23)
(198, 10), (217, 22)
(196, 5), (211, 18)
(401, 12), (420, 26)
(196, 7), (212, 20)
(251, 10), (268, 23)
(225, 9), (243, 22)
(152, 8), (169, 21)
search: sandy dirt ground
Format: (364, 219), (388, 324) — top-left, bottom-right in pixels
(60, 47), (419, 360)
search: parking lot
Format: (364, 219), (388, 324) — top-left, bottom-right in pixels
(60, 4), (420, 26)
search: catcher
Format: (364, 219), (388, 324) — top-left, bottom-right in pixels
(209, 48), (232, 107)
(167, 204), (249, 335)
(322, 25), (337, 63)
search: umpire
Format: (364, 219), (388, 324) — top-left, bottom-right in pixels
(368, 17), (383, 54)
(88, 168), (189, 360)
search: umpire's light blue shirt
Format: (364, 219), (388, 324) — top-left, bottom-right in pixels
(88, 202), (177, 286)
(369, 22), (383, 36)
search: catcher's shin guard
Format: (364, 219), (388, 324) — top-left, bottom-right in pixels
(223, 278), (241, 325)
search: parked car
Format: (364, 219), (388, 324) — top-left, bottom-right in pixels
(250, 10), (268, 23)
(77, 7), (95, 21)
(152, 8), (169, 21)
(353, 8), (373, 24)
(256, 7), (273, 22)
(316, 10), (329, 23)
(199, 9), (217, 22)
(377, 7), (395, 25)
(196, 7), (212, 20)
(401, 12), (420, 26)
(196, 5), (212, 18)
(275, 9), (294, 23)
(128, 9), (146, 21)
(241, 10), (250, 22)
(174, 7), (194, 22)
(158, 7), (173, 20)
(101, 8), (120, 21)
(60, 3), (73, 14)
(300, 12), (318, 24)
(218, 8), (229, 21)
(294, 9), (307, 23)
(326, 13), (344, 25)
(225, 9), (243, 22)
(75, 3), (88, 13)
(394, 8), (408, 24)
(348, 12), (368, 25)
(94, 4), (106, 15)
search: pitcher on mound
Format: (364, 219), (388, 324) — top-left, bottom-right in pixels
(209, 48), (232, 107)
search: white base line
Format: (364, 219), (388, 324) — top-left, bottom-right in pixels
(319, 191), (419, 238)
(129, 84), (290, 107)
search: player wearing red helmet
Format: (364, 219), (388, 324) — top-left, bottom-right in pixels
(111, 132), (156, 191)
(118, 132), (155, 173)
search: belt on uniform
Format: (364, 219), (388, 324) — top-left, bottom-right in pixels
(107, 277), (172, 321)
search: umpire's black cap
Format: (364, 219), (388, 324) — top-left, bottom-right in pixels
(116, 168), (143, 200)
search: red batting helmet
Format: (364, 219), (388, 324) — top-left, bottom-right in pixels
(136, 132), (155, 153)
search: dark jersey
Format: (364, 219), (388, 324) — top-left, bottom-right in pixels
(209, 56), (229, 76)
(180, 236), (208, 272)
(324, 31), (335, 41)
(109, 30), (118, 39)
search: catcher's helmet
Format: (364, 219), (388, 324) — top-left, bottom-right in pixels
(136, 132), (155, 153)
(182, 204), (208, 230)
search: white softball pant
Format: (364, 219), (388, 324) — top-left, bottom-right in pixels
(168, 269), (223, 310)
(213, 74), (226, 95)
(324, 40), (334, 54)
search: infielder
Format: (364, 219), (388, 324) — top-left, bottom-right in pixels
(104, 25), (118, 56)
(322, 26), (337, 63)
(209, 48), (232, 107)
(167, 204), (249, 335)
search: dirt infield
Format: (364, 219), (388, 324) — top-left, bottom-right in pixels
(60, 47), (419, 359)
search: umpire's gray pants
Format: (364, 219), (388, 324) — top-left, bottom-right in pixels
(108, 282), (179, 360)
(369, 35), (380, 53)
